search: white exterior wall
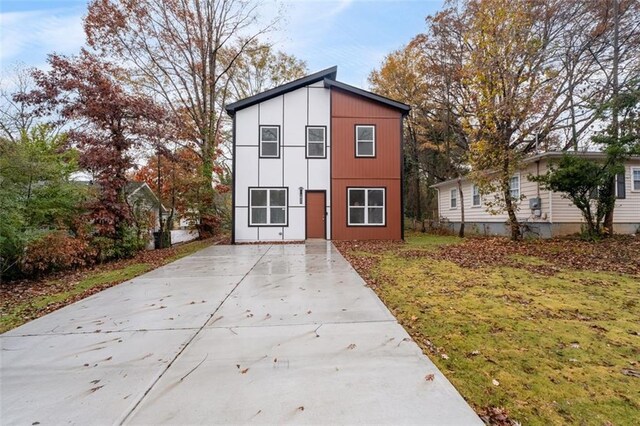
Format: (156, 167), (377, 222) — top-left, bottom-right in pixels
(437, 159), (640, 232)
(551, 158), (640, 224)
(234, 85), (331, 242)
(437, 162), (551, 224)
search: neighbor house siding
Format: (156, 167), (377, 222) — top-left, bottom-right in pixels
(437, 162), (551, 224)
(233, 84), (331, 242)
(331, 89), (402, 240)
(436, 158), (640, 236)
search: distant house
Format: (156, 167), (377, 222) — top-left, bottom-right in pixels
(225, 66), (410, 243)
(125, 181), (169, 232)
(432, 152), (640, 237)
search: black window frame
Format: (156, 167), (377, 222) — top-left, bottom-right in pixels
(248, 187), (289, 227)
(259, 125), (281, 159)
(354, 124), (376, 158)
(305, 125), (327, 159)
(347, 187), (386, 227)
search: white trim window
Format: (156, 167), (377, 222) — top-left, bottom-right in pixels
(450, 188), (457, 209)
(472, 184), (481, 207)
(259, 126), (280, 158)
(355, 125), (375, 157)
(510, 175), (520, 200)
(632, 168), (640, 192)
(249, 188), (287, 226)
(306, 126), (326, 158)
(348, 188), (385, 226)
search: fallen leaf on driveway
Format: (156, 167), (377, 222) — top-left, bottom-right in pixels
(425, 374), (435, 381)
(240, 368), (249, 374)
(347, 343), (357, 350)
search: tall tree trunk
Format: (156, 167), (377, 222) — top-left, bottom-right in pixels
(457, 178), (465, 238)
(503, 158), (520, 240)
(603, 0), (620, 235)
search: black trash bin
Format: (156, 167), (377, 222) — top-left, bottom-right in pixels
(153, 231), (172, 249)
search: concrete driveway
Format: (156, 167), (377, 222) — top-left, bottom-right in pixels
(1, 242), (481, 425)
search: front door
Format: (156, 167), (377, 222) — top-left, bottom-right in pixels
(306, 191), (326, 239)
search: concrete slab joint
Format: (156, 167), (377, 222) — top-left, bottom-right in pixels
(1, 241), (481, 425)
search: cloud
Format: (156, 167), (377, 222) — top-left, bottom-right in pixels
(0, 8), (85, 64)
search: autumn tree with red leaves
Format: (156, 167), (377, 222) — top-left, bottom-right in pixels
(18, 50), (173, 247)
(84, 0), (279, 236)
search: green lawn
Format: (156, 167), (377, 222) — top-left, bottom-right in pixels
(335, 233), (640, 425)
(1, 238), (216, 333)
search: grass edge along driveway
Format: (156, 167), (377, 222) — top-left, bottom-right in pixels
(1, 238), (217, 333)
(334, 233), (640, 426)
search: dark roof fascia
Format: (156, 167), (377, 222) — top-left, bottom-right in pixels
(225, 66), (338, 116)
(322, 78), (411, 114)
(430, 151), (640, 188)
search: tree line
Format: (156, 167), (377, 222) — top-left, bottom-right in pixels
(0, 0), (307, 280)
(369, 0), (639, 240)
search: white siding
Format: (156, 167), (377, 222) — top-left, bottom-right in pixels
(552, 158), (640, 224)
(437, 159), (640, 229)
(437, 162), (551, 223)
(234, 84), (331, 242)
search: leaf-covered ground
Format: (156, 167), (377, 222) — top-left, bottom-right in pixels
(334, 233), (640, 425)
(0, 237), (223, 333)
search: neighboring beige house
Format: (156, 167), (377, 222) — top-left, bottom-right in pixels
(432, 152), (640, 237)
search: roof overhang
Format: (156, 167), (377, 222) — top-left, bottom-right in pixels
(323, 78), (411, 115)
(225, 66), (337, 116)
(429, 151), (640, 188)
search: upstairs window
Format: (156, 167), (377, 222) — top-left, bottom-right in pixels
(450, 189), (457, 209)
(355, 125), (375, 157)
(510, 175), (520, 200)
(306, 126), (326, 158)
(348, 188), (385, 226)
(472, 185), (481, 206)
(633, 168), (640, 191)
(259, 126), (280, 158)
(249, 188), (287, 226)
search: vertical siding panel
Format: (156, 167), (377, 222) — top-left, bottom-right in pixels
(331, 89), (403, 240)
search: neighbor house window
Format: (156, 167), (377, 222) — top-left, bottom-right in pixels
(510, 175), (520, 200)
(249, 188), (287, 226)
(450, 189), (457, 209)
(616, 173), (626, 199)
(259, 126), (280, 158)
(348, 188), (385, 226)
(355, 125), (375, 157)
(306, 126), (326, 158)
(633, 168), (640, 191)
(472, 185), (481, 207)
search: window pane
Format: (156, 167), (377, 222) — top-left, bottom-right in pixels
(251, 207), (267, 224)
(270, 207), (286, 224)
(308, 128), (325, 142)
(261, 142), (278, 156)
(349, 207), (365, 224)
(634, 170), (640, 190)
(270, 189), (286, 207)
(251, 190), (267, 206)
(357, 126), (373, 141)
(357, 141), (373, 156)
(368, 207), (383, 224)
(368, 189), (384, 206)
(349, 189), (365, 206)
(261, 127), (278, 141)
(308, 142), (325, 157)
(473, 194), (480, 206)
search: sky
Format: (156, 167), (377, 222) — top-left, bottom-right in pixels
(0, 0), (444, 89)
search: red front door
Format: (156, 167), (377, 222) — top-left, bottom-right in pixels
(306, 191), (326, 239)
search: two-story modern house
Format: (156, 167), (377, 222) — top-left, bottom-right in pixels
(225, 66), (410, 243)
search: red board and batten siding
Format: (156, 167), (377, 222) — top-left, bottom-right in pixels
(331, 88), (403, 240)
